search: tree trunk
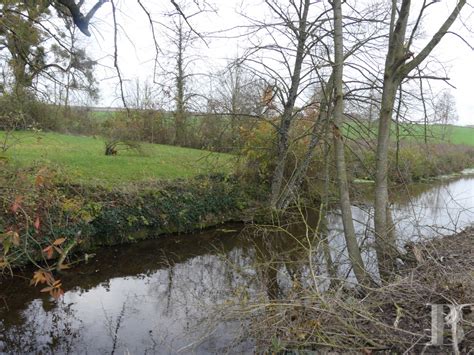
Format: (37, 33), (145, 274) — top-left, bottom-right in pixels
(332, 0), (374, 287)
(276, 75), (333, 210)
(269, 0), (310, 209)
(373, 0), (410, 280)
(374, 0), (466, 280)
(321, 138), (338, 285)
(374, 75), (400, 280)
(174, 22), (187, 146)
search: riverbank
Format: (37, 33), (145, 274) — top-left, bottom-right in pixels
(1, 161), (473, 272)
(0, 168), (266, 270)
(0, 131), (265, 270)
(1, 130), (474, 272)
(350, 142), (474, 183)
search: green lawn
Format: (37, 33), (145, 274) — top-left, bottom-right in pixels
(0, 131), (235, 186)
(392, 124), (472, 146)
(343, 121), (474, 147)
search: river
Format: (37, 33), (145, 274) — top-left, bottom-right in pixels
(1, 174), (474, 354)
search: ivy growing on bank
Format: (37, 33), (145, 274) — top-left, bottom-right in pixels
(0, 167), (266, 271)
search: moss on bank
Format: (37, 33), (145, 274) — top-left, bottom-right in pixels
(86, 174), (265, 244)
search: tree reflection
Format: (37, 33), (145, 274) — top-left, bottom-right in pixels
(0, 298), (83, 354)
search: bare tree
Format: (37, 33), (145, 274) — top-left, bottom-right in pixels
(216, 61), (264, 117)
(276, 1), (389, 211)
(154, 13), (203, 147)
(434, 90), (458, 140)
(238, 0), (329, 209)
(373, 0), (467, 279)
(174, 17), (193, 146)
(331, 0), (374, 287)
(210, 60), (266, 149)
(269, 0), (314, 209)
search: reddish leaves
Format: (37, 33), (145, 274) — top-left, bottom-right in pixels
(11, 196), (23, 213)
(53, 237), (66, 246)
(31, 270), (55, 287)
(40, 280), (64, 299)
(42, 245), (54, 260)
(34, 216), (41, 231)
(30, 270), (64, 300)
(42, 237), (66, 260)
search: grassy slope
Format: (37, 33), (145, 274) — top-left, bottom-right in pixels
(449, 125), (474, 146)
(0, 131), (235, 186)
(344, 121), (474, 146)
(395, 124), (473, 145)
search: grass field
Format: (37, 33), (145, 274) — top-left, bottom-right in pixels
(0, 131), (235, 186)
(344, 121), (474, 147)
(399, 124), (474, 146)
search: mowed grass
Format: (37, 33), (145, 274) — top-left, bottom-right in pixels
(0, 131), (235, 186)
(343, 121), (474, 147)
(398, 124), (474, 146)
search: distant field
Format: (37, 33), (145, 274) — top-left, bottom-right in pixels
(344, 121), (474, 147)
(0, 131), (235, 186)
(89, 110), (115, 122)
(90, 109), (199, 124)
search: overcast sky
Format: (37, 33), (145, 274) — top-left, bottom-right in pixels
(84, 0), (474, 126)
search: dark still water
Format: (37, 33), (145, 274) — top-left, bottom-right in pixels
(1, 174), (474, 354)
(0, 229), (261, 354)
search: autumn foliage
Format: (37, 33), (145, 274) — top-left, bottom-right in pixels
(0, 166), (81, 299)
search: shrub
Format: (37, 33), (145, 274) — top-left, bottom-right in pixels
(238, 120), (277, 183)
(358, 142), (474, 183)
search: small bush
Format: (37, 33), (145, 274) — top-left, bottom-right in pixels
(357, 142), (474, 183)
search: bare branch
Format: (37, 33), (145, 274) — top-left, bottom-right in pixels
(401, 0), (468, 76)
(55, 0), (108, 37)
(169, 0), (208, 46)
(110, 0), (128, 112)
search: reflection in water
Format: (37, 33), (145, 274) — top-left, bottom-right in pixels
(392, 178), (474, 240)
(348, 177), (474, 242)
(0, 299), (83, 354)
(0, 229), (274, 354)
(1, 176), (474, 353)
(326, 176), (474, 278)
